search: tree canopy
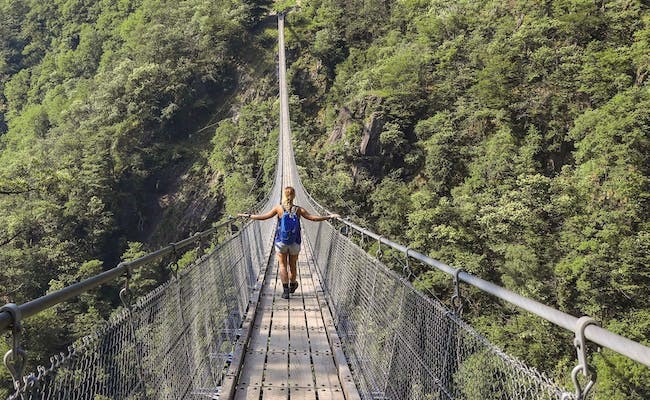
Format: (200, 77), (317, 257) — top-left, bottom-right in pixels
(0, 0), (648, 398)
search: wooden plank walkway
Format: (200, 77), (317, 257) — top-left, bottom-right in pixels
(233, 244), (359, 400)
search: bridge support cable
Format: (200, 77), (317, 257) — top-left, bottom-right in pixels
(0, 209), (278, 400)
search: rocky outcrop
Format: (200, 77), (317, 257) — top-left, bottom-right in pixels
(359, 111), (383, 156)
(327, 95), (384, 156)
(327, 106), (353, 144)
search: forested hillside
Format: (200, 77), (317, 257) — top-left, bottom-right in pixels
(283, 1), (649, 399)
(0, 0), (278, 395)
(0, 0), (648, 399)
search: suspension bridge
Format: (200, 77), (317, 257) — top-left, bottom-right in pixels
(1, 13), (649, 400)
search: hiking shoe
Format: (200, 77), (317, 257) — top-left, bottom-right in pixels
(282, 284), (290, 299)
(289, 281), (299, 294)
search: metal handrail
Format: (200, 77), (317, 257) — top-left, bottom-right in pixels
(0, 217), (235, 333)
(297, 184), (650, 368)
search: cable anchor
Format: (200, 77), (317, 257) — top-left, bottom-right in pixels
(169, 243), (180, 278)
(376, 236), (383, 259)
(562, 316), (598, 400)
(450, 269), (465, 315)
(403, 248), (412, 278)
(339, 221), (350, 236)
(119, 263), (134, 309)
(1, 304), (27, 393)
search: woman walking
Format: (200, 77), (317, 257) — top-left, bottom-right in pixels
(238, 186), (339, 299)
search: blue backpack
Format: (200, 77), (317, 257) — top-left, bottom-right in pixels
(278, 205), (300, 244)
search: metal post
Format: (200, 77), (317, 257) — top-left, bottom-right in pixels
(450, 269), (465, 315)
(1, 304), (26, 395)
(563, 317), (598, 400)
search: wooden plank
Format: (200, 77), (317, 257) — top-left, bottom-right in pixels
(273, 276), (283, 293)
(272, 310), (289, 328)
(234, 384), (262, 400)
(301, 298), (320, 310)
(265, 274), (278, 287)
(312, 354), (340, 389)
(299, 277), (315, 287)
(305, 311), (325, 331)
(290, 326), (310, 353)
(248, 327), (270, 352)
(268, 326), (289, 352)
(308, 330), (331, 354)
(288, 352), (314, 388)
(315, 387), (346, 400)
(261, 386), (289, 399)
(289, 387), (317, 400)
(264, 352), (288, 387)
(258, 295), (274, 310)
(258, 309), (272, 329)
(238, 351), (266, 387)
(289, 311), (307, 330)
(300, 290), (317, 299)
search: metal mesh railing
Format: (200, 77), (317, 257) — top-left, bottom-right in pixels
(6, 215), (275, 400)
(299, 212), (571, 400)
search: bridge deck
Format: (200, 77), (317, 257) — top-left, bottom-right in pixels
(233, 244), (358, 399)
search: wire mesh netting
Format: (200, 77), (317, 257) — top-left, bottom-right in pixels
(298, 211), (572, 400)
(7, 215), (275, 400)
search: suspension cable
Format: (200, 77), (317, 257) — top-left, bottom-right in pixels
(0, 217), (234, 334)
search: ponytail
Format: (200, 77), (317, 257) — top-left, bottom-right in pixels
(282, 186), (295, 210)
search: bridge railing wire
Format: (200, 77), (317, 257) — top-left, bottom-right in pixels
(303, 215), (570, 399)
(290, 163), (650, 399)
(1, 66), (285, 398)
(1, 206), (276, 400)
(286, 177), (568, 399)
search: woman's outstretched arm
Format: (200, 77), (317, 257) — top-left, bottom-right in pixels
(298, 207), (340, 222)
(238, 206), (280, 221)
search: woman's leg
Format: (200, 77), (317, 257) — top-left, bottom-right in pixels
(289, 254), (299, 283)
(278, 252), (289, 284)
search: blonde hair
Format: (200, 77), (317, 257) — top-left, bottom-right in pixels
(282, 186), (295, 210)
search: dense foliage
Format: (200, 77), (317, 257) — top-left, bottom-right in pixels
(0, 0), (648, 398)
(285, 1), (649, 398)
(0, 0), (277, 396)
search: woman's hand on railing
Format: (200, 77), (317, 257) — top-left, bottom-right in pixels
(237, 213), (250, 218)
(328, 214), (340, 220)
